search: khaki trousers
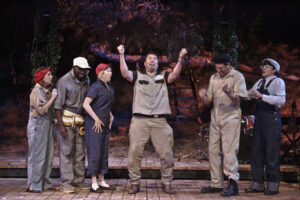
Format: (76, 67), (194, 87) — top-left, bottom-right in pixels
(208, 118), (240, 188)
(128, 116), (174, 185)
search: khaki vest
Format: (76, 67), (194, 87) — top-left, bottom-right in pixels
(133, 71), (171, 115)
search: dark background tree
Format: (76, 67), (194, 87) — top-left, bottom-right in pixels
(0, 0), (299, 149)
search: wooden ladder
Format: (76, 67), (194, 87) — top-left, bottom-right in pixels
(171, 67), (201, 122)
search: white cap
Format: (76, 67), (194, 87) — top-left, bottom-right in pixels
(262, 58), (280, 72)
(73, 57), (91, 69)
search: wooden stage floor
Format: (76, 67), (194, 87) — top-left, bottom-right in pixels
(0, 178), (299, 200)
(0, 150), (299, 172)
(0, 151), (299, 181)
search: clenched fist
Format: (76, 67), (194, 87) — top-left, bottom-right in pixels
(117, 45), (125, 54)
(179, 48), (188, 59)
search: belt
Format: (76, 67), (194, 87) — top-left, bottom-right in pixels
(133, 113), (167, 118)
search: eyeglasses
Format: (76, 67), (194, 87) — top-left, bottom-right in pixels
(260, 65), (274, 70)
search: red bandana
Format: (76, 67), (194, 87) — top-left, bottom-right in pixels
(34, 67), (51, 83)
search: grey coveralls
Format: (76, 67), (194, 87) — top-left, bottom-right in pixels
(54, 69), (89, 187)
(27, 84), (54, 191)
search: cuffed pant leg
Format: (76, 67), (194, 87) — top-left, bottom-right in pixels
(99, 133), (109, 174)
(221, 118), (240, 182)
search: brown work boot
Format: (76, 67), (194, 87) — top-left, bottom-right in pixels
(161, 183), (176, 194)
(128, 184), (140, 194)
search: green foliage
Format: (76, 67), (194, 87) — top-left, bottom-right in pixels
(31, 0), (61, 87)
(212, 0), (238, 68)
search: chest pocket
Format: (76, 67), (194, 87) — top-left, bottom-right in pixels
(155, 79), (164, 84)
(139, 80), (149, 85)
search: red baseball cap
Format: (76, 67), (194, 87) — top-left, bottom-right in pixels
(96, 63), (111, 76)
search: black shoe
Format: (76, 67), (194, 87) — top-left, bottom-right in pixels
(100, 185), (116, 190)
(90, 187), (103, 193)
(264, 190), (279, 195)
(201, 186), (223, 193)
(128, 184), (140, 194)
(245, 188), (264, 193)
(26, 188), (41, 193)
(221, 179), (239, 197)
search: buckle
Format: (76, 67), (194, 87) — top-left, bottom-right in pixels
(154, 114), (159, 118)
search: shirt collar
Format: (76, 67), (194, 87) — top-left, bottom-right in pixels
(70, 68), (87, 83)
(265, 75), (277, 82)
(224, 67), (235, 78)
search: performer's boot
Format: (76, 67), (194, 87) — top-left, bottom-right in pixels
(161, 183), (175, 194)
(221, 179), (239, 197)
(128, 184), (140, 194)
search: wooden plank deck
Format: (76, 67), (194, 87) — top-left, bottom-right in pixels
(0, 178), (299, 200)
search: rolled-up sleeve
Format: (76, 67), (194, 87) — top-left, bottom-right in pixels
(54, 79), (66, 110)
(30, 88), (49, 116)
(206, 75), (214, 99)
(233, 74), (248, 98)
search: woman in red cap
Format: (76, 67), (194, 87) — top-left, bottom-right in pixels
(26, 66), (57, 192)
(83, 63), (115, 193)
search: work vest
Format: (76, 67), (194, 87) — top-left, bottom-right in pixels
(132, 71), (171, 115)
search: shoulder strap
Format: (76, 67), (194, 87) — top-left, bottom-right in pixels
(265, 77), (277, 88)
(257, 79), (265, 88)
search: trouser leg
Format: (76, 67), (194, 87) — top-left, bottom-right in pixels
(57, 126), (75, 187)
(99, 133), (109, 174)
(43, 125), (54, 190)
(128, 117), (150, 185)
(27, 116), (49, 191)
(73, 126), (86, 184)
(150, 118), (174, 185)
(251, 115), (265, 185)
(265, 112), (281, 191)
(208, 120), (223, 188)
(221, 118), (240, 182)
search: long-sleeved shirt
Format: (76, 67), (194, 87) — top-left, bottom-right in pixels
(249, 75), (286, 108)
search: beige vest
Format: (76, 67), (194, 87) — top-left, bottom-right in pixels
(133, 71), (171, 115)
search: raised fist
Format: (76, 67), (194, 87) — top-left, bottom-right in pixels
(179, 48), (188, 59)
(117, 45), (125, 54)
(199, 88), (207, 100)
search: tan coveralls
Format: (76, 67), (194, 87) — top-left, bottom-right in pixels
(206, 68), (247, 188)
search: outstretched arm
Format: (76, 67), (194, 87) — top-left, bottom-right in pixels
(167, 48), (187, 84)
(117, 45), (133, 82)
